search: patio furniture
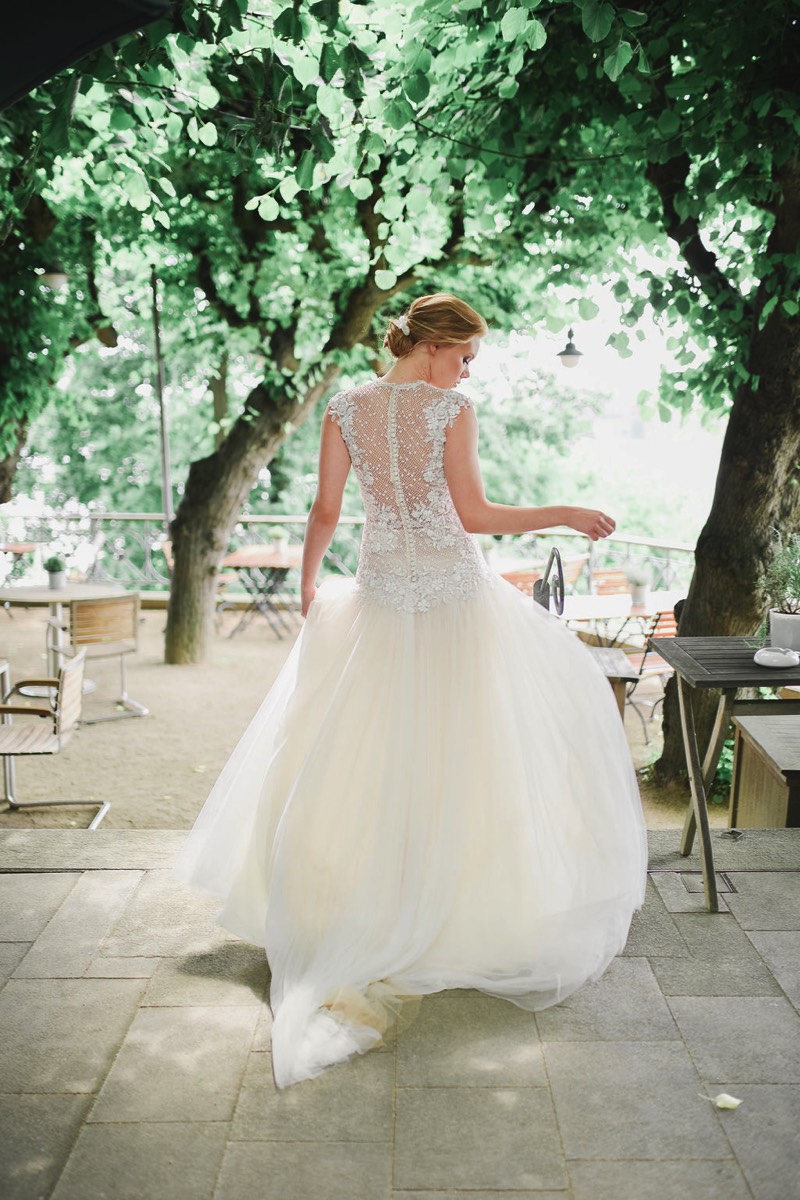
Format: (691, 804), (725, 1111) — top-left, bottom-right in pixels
(651, 635), (800, 911)
(587, 646), (640, 718)
(47, 594), (148, 722)
(0, 650), (110, 828)
(592, 568), (630, 594)
(222, 544), (303, 639)
(624, 608), (680, 740)
(0, 582), (128, 677)
(729, 704), (800, 828)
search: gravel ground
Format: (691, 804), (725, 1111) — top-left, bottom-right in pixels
(0, 604), (725, 831)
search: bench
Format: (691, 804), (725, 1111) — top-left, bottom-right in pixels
(729, 701), (800, 828)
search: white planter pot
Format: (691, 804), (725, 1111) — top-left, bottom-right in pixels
(272, 539), (289, 556)
(769, 609), (800, 651)
(47, 571), (66, 591)
(630, 584), (649, 607)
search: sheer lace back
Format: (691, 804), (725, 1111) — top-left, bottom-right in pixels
(328, 380), (494, 612)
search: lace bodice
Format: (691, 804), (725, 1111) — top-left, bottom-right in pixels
(328, 379), (496, 612)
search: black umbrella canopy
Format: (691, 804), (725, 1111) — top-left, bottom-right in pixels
(0, 0), (173, 111)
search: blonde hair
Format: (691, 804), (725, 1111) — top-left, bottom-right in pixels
(382, 292), (488, 359)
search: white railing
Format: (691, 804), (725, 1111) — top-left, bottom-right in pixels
(0, 509), (695, 595)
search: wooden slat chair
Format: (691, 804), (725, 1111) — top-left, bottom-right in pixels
(624, 608), (681, 740)
(49, 594), (148, 723)
(592, 568), (631, 594)
(0, 650), (110, 828)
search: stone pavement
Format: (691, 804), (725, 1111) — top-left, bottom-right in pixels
(0, 828), (799, 1200)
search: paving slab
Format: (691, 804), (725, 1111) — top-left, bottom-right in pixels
(0, 829), (186, 871)
(568, 1158), (752, 1200)
(651, 871), (729, 913)
(214, 1141), (392, 1200)
(668, 995), (800, 1083)
(231, 1045), (393, 1142)
(396, 992), (545, 1087)
(13, 870), (143, 978)
(0, 977), (145, 1093)
(543, 1041), (732, 1160)
(0, 1093), (92, 1200)
(89, 1004), (258, 1123)
(394, 1086), (566, 1191)
(535, 957), (678, 1042)
(142, 942), (268, 1006)
(706, 1082), (800, 1200)
(0, 941), (30, 985)
(83, 955), (160, 978)
(746, 930), (800, 1007)
(650, 912), (784, 996)
(101, 869), (237, 958)
(50, 1121), (228, 1200)
(724, 871), (800, 930)
(393, 1194), (566, 1200)
(622, 878), (690, 957)
(647, 827), (800, 870)
(0, 873), (79, 941)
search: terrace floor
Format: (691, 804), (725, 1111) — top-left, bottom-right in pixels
(1, 827), (799, 1200)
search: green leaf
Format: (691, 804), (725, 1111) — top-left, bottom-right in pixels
(165, 113), (183, 141)
(582, 1), (615, 42)
(198, 122), (218, 146)
(620, 9), (648, 27)
(403, 73), (431, 104)
(498, 76), (519, 99)
(501, 8), (529, 40)
(782, 298), (799, 317)
(197, 84), (220, 109)
(293, 54), (319, 88)
(295, 150), (317, 190)
(604, 40), (633, 82)
(279, 176), (301, 202)
(110, 107), (136, 130)
(350, 176), (373, 200)
(578, 298), (600, 321)
(374, 269), (397, 290)
(384, 97), (415, 129)
(657, 109), (680, 138)
(42, 72), (81, 151)
(257, 195), (280, 221)
(320, 42), (340, 82)
(527, 18), (547, 49)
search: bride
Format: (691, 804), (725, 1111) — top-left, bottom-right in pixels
(173, 292), (647, 1088)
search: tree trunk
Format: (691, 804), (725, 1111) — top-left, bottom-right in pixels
(210, 353), (228, 451)
(0, 424), (27, 503)
(164, 364), (340, 663)
(654, 163), (800, 782)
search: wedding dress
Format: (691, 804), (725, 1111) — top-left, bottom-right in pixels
(173, 379), (648, 1088)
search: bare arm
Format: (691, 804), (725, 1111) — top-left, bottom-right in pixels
(300, 409), (352, 615)
(443, 404), (615, 540)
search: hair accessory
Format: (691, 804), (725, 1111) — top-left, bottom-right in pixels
(391, 314), (411, 336)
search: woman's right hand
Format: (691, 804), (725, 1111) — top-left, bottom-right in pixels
(568, 508), (616, 541)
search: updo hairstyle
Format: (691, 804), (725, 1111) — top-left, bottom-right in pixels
(382, 292), (488, 359)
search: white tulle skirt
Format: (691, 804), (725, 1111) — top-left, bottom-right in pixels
(173, 576), (647, 1087)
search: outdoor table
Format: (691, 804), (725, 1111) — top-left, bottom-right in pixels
(221, 545), (302, 639)
(562, 589), (684, 646)
(586, 646), (639, 718)
(650, 635), (800, 912)
(0, 582), (128, 679)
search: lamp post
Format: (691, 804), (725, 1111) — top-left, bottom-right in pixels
(150, 267), (174, 525)
(557, 327), (583, 369)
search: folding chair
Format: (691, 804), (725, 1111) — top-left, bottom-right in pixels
(48, 594), (148, 723)
(0, 651), (110, 828)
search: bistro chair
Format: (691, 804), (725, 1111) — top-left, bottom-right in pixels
(624, 608), (681, 740)
(0, 651), (110, 828)
(47, 594), (148, 723)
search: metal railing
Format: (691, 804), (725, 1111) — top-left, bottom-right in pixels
(0, 509), (695, 596)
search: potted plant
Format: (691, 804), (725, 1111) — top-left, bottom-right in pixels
(43, 554), (67, 590)
(760, 531), (800, 649)
(269, 526), (291, 556)
(625, 563), (651, 607)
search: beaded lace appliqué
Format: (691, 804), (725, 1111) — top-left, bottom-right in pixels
(328, 381), (495, 613)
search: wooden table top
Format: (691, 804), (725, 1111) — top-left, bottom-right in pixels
(222, 545), (303, 570)
(562, 589), (683, 623)
(652, 636), (800, 689)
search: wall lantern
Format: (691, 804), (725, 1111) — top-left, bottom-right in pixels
(557, 327), (583, 369)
